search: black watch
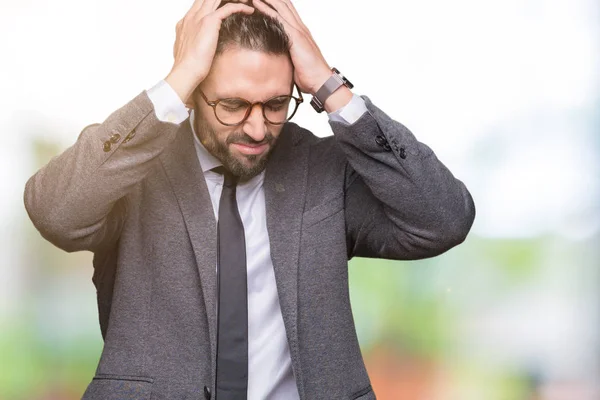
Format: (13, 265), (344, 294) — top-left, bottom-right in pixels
(310, 67), (354, 113)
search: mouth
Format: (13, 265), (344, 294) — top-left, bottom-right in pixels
(230, 142), (269, 156)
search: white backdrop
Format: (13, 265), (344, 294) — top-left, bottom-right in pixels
(1, 0), (599, 398)
(1, 0), (597, 238)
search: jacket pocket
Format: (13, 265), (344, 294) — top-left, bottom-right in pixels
(302, 192), (344, 228)
(351, 384), (375, 399)
(82, 375), (153, 400)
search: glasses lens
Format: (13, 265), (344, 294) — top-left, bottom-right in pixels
(215, 99), (251, 125)
(214, 96), (299, 125)
(264, 96), (298, 124)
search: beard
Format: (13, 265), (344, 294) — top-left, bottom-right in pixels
(194, 113), (277, 181)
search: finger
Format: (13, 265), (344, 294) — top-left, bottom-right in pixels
(217, 0), (252, 8)
(263, 0), (302, 29)
(211, 2), (255, 19)
(187, 0), (221, 21)
(195, 0), (220, 17)
(276, 0), (312, 36)
(252, 0), (295, 32)
(255, 0), (312, 40)
(187, 0), (207, 16)
(255, 0), (298, 28)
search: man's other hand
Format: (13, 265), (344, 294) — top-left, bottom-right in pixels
(166, 0), (255, 107)
(252, 0), (352, 112)
(252, 0), (333, 96)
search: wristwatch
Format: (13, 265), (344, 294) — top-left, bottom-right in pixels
(310, 67), (354, 113)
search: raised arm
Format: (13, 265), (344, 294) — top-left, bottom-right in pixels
(337, 98), (475, 260)
(252, 0), (474, 259)
(24, 94), (181, 252)
(24, 0), (255, 253)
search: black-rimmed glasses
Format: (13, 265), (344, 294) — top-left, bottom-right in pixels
(198, 85), (303, 126)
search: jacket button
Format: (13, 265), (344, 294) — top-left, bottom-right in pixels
(399, 147), (407, 159)
(102, 141), (112, 152)
(203, 386), (211, 400)
(375, 135), (387, 147)
(123, 129), (136, 143)
(109, 133), (121, 143)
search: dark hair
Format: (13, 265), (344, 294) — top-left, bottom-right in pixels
(215, 4), (291, 56)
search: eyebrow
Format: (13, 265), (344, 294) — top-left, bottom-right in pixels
(213, 90), (293, 101)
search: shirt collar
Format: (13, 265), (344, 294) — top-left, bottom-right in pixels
(190, 109), (223, 174)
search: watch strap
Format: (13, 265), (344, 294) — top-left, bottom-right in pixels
(311, 68), (354, 113)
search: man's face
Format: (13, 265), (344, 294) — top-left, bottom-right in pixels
(191, 47), (294, 180)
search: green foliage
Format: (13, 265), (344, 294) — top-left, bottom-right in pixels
(0, 318), (101, 400)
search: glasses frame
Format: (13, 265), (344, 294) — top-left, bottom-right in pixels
(197, 84), (304, 126)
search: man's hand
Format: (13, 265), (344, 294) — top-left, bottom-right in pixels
(166, 0), (255, 107)
(252, 0), (352, 112)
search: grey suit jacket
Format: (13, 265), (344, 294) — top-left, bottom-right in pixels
(24, 91), (475, 400)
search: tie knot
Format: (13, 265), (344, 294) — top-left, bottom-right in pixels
(212, 166), (238, 187)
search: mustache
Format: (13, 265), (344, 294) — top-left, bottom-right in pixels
(226, 131), (275, 146)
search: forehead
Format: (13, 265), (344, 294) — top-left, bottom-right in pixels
(202, 48), (294, 100)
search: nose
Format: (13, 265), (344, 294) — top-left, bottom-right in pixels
(242, 103), (267, 143)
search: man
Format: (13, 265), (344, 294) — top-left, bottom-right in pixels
(24, 0), (475, 399)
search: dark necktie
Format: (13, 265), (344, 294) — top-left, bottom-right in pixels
(214, 167), (248, 400)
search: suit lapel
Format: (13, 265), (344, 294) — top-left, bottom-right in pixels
(264, 123), (308, 385)
(159, 121), (219, 375)
(159, 121), (309, 388)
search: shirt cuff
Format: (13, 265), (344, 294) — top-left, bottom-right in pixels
(146, 80), (189, 124)
(327, 94), (368, 125)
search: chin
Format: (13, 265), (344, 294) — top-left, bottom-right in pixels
(223, 154), (268, 181)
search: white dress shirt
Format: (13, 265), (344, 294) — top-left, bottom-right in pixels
(147, 79), (367, 399)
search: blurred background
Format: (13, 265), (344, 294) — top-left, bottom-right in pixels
(1, 0), (598, 399)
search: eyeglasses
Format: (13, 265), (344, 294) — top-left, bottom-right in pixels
(197, 85), (304, 126)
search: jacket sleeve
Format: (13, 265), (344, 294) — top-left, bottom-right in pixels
(331, 96), (476, 260)
(24, 91), (182, 253)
